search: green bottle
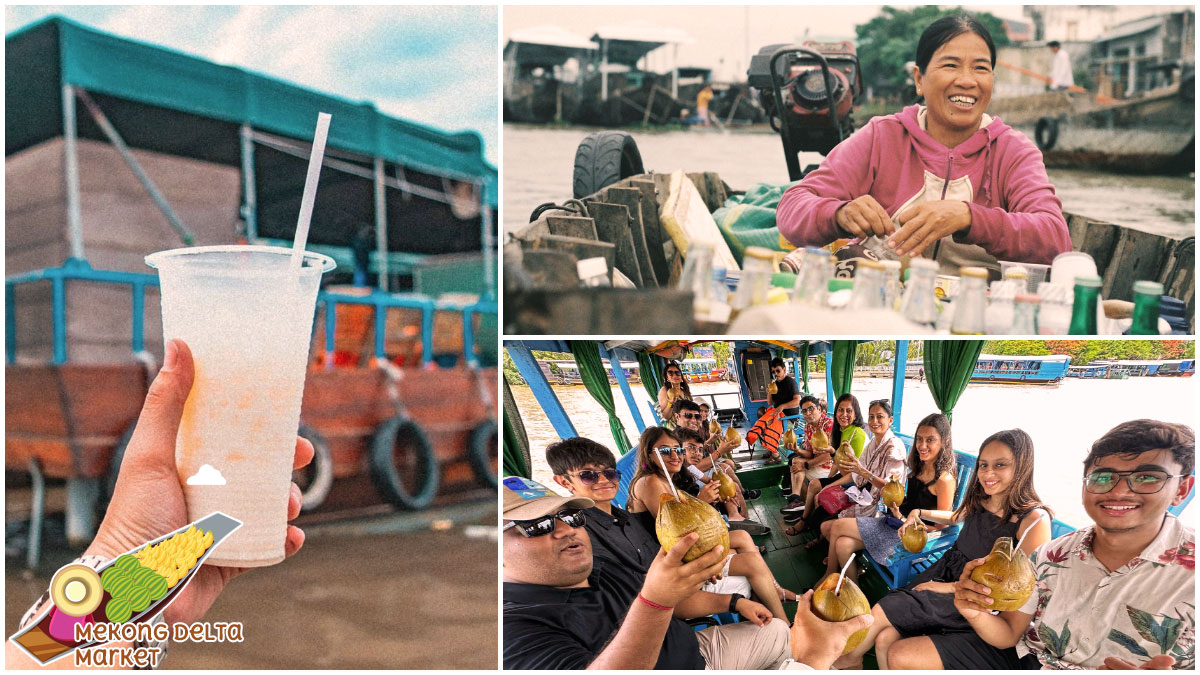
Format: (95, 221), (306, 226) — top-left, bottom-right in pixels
(1129, 280), (1164, 335)
(1068, 275), (1102, 335)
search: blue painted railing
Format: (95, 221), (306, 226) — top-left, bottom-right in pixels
(7, 260), (496, 367)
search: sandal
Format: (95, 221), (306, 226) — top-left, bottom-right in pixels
(775, 581), (799, 603)
(784, 524), (806, 536)
(804, 536), (826, 551)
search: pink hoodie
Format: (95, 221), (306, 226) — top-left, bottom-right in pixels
(776, 105), (1071, 274)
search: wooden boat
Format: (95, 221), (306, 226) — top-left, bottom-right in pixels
(907, 354), (1072, 385)
(503, 27), (594, 124)
(9, 512), (241, 666)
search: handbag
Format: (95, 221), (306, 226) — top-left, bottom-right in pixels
(819, 485), (853, 514)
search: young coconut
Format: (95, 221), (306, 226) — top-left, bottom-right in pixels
(714, 467), (738, 500)
(811, 568), (871, 654)
(969, 537), (1036, 611)
(810, 425), (832, 450)
(655, 492), (730, 563)
(901, 518), (927, 553)
(782, 428), (797, 448)
(709, 418), (722, 436)
(833, 438), (855, 467)
(767, 380), (778, 395)
(723, 425), (742, 447)
(881, 473), (905, 509)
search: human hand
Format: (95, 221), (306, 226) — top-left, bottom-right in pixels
(837, 454), (864, 477)
(790, 589), (874, 669)
(716, 439), (737, 456)
(86, 339), (311, 625)
(953, 558), (995, 619)
(1100, 655), (1177, 670)
(888, 200), (971, 256)
(735, 598), (773, 626)
(811, 451), (833, 467)
(897, 510), (920, 537)
(699, 480), (721, 504)
(914, 581), (955, 594)
(835, 195), (894, 239)
(642, 533), (727, 608)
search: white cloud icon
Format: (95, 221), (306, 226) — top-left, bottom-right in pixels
(187, 464), (227, 486)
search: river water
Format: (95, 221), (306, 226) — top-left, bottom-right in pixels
(510, 375), (1196, 527)
(503, 125), (1195, 239)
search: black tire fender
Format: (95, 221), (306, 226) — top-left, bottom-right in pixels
(572, 131), (645, 198)
(295, 424), (334, 512)
(1034, 117), (1058, 151)
(368, 416), (440, 510)
(467, 420), (499, 488)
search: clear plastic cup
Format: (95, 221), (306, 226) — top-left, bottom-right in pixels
(146, 245), (335, 566)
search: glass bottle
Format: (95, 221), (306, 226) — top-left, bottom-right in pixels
(950, 266), (988, 335)
(1011, 293), (1040, 334)
(730, 246), (775, 313)
(899, 258), (939, 327)
(1036, 282), (1072, 335)
(848, 259), (886, 310)
(880, 260), (902, 311)
(1129, 280), (1163, 335)
(1002, 265), (1030, 295)
(1068, 275), (1102, 335)
(792, 247), (832, 307)
(678, 243), (715, 315)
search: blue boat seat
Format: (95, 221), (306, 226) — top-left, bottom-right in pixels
(613, 448), (641, 511)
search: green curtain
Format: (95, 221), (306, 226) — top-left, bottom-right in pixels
(925, 340), (986, 422)
(637, 351), (664, 404)
(502, 379), (532, 478)
(830, 341), (858, 398)
(570, 341), (632, 453)
(800, 342), (810, 393)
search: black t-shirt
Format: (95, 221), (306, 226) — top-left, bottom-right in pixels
(583, 505), (659, 574)
(503, 556), (705, 670)
(770, 375), (800, 417)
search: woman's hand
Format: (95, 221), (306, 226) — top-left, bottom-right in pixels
(837, 454), (865, 478)
(888, 200), (972, 256)
(952, 558), (995, 619)
(699, 481), (721, 504)
(836, 195), (894, 239)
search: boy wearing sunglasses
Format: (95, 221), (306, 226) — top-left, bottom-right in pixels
(945, 420), (1194, 670)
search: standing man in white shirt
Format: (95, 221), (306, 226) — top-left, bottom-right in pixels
(1048, 41), (1074, 91)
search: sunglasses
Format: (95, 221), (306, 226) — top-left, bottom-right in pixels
(655, 446), (684, 456)
(870, 399), (890, 407)
(1084, 470), (1186, 495)
(503, 508), (586, 537)
(568, 468), (620, 485)
(667, 371), (682, 376)
(679, 412), (702, 420)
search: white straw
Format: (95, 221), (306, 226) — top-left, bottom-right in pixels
(1014, 511), (1047, 553)
(290, 112), (332, 270)
(834, 555), (855, 595)
(655, 451), (680, 500)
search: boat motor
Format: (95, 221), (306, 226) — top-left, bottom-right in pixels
(747, 41), (863, 180)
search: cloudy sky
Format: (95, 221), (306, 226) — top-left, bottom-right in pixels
(5, 5), (498, 164)
(505, 5), (1032, 81)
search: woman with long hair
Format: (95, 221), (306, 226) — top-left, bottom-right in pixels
(784, 393), (869, 538)
(626, 426), (797, 616)
(656, 361), (692, 421)
(835, 428), (1052, 669)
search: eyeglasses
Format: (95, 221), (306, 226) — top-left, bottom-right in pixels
(655, 446), (684, 456)
(682, 443), (705, 452)
(679, 412), (702, 420)
(801, 405), (818, 414)
(503, 508), (586, 537)
(1084, 470), (1186, 494)
(568, 468), (620, 485)
(870, 399), (890, 407)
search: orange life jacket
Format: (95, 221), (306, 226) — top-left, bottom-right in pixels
(746, 407), (784, 456)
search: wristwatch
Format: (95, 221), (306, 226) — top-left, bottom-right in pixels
(728, 592), (744, 614)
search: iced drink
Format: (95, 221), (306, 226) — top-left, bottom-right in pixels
(146, 245), (334, 567)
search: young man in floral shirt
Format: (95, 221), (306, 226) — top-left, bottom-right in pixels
(942, 419), (1194, 669)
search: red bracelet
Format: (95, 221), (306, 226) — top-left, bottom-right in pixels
(637, 593), (674, 611)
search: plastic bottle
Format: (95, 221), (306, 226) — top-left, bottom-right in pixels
(1128, 280), (1164, 335)
(792, 247), (832, 307)
(730, 246), (776, 315)
(1068, 275), (1102, 335)
(985, 280), (1016, 335)
(848, 259), (886, 310)
(899, 258), (939, 328)
(880, 260), (902, 311)
(1036, 282), (1072, 335)
(1011, 293), (1040, 334)
(950, 266), (988, 335)
(678, 243), (715, 314)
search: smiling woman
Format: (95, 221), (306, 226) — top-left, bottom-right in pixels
(777, 13), (1071, 280)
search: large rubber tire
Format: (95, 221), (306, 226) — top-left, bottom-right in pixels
(466, 420), (499, 488)
(368, 416), (440, 511)
(1034, 117), (1058, 151)
(294, 424), (334, 512)
(572, 131), (645, 199)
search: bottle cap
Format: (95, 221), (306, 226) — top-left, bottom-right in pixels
(1132, 280), (1164, 296)
(959, 266), (988, 279)
(1002, 265), (1029, 280)
(1073, 275), (1102, 289)
(856, 259), (883, 270)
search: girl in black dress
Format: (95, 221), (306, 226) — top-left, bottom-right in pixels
(833, 428), (1054, 669)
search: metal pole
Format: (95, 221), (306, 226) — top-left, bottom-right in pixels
(508, 344), (578, 439)
(481, 199), (495, 300)
(62, 85), (85, 260)
(672, 43), (679, 98)
(604, 345), (645, 435)
(601, 40), (609, 101)
(239, 124), (258, 241)
(27, 459), (44, 570)
(6, 283), (16, 364)
(824, 344), (835, 416)
(374, 157), (389, 292)
(892, 340), (909, 433)
(75, 88), (194, 245)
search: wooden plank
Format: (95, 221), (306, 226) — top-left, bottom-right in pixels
(586, 201), (646, 288)
(544, 215), (598, 241)
(532, 234), (617, 276)
(608, 186), (668, 286)
(1103, 228), (1173, 301)
(1074, 218), (1120, 277)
